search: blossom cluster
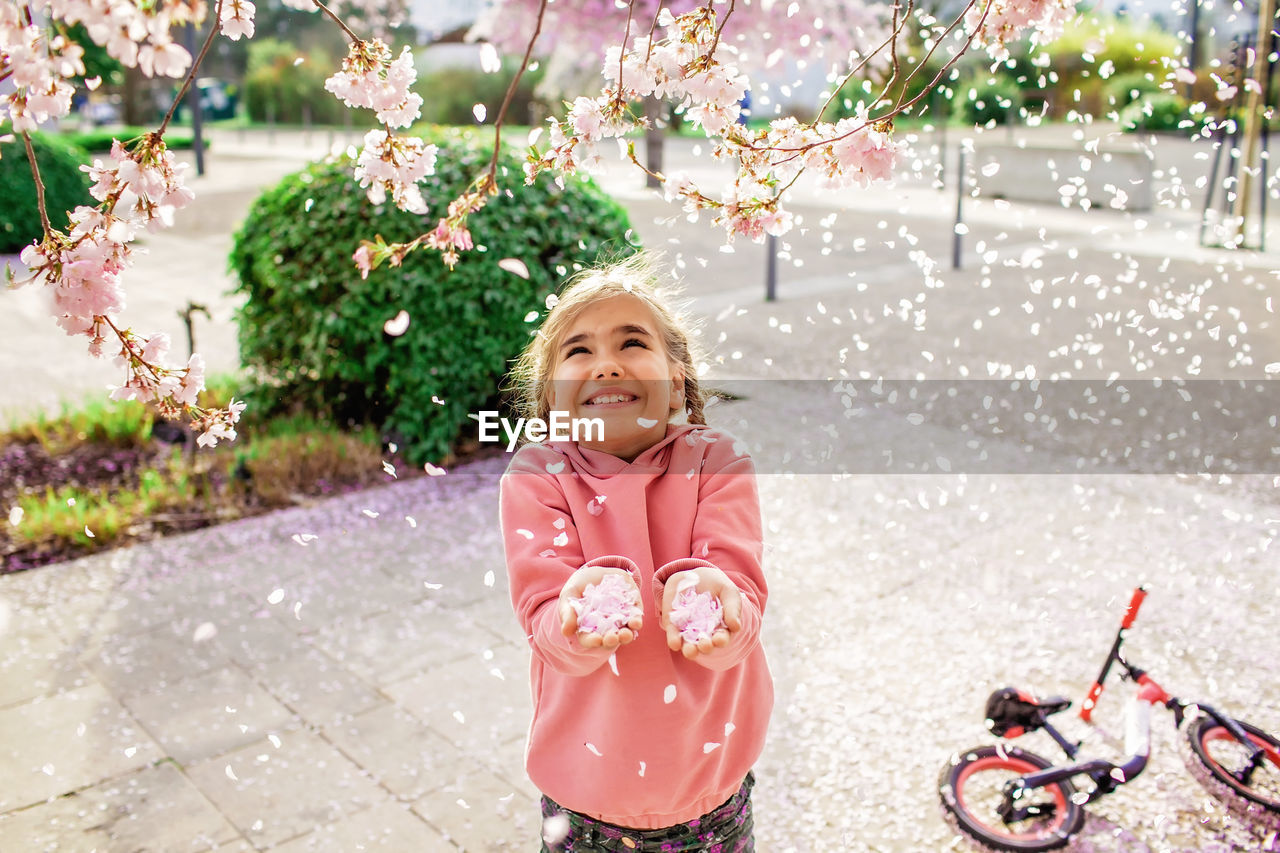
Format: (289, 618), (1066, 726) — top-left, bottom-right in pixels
(570, 572), (644, 636)
(522, 6), (904, 244)
(669, 586), (725, 644)
(14, 135), (242, 446)
(965, 0), (1078, 61)
(326, 39), (438, 216)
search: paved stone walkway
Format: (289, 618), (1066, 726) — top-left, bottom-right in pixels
(1, 122), (1278, 852)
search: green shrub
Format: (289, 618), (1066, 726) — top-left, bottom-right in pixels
(229, 126), (637, 464)
(243, 38), (347, 125)
(1104, 71), (1162, 108)
(58, 127), (204, 154)
(959, 75), (1023, 126)
(1120, 93), (1202, 133)
(0, 133), (92, 252)
(414, 59), (548, 126)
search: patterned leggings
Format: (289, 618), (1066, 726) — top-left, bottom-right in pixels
(539, 773), (755, 853)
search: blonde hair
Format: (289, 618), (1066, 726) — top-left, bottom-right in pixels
(509, 252), (706, 426)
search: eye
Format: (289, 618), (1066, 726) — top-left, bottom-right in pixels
(565, 345), (589, 357)
(623, 338), (648, 349)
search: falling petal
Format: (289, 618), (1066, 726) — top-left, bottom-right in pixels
(484, 570), (495, 587)
(725, 722), (736, 736)
(382, 461), (397, 478)
(543, 814), (571, 844)
(85, 76), (102, 91)
(664, 684), (677, 704)
(638, 761), (646, 776)
(84, 525), (95, 538)
(546, 294), (560, 310)
(637, 417), (658, 428)
(473, 103), (487, 122)
(406, 516), (417, 527)
(516, 528), (535, 539)
(225, 766), (238, 781)
(499, 258), (530, 279)
(424, 581), (443, 590)
(431, 396), (445, 405)
(545, 461), (565, 474)
(383, 310), (410, 336)
(8, 507), (22, 526)
(425, 463), (447, 476)
(362, 509), (379, 519)
(554, 532), (569, 546)
(291, 533), (317, 546)
(553, 518), (566, 529)
(479, 42), (502, 73)
(192, 622), (217, 643)
(524, 311), (539, 322)
(703, 742), (721, 753)
(608, 652), (619, 676)
(586, 743), (603, 756)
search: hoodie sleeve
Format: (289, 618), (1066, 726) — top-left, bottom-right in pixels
(500, 446), (637, 677)
(652, 436), (766, 671)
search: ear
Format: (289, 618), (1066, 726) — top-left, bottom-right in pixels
(669, 368), (686, 411)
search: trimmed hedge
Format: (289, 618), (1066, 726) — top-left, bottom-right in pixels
(59, 128), (204, 154)
(0, 133), (92, 253)
(229, 127), (637, 464)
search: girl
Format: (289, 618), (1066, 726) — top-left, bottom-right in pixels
(500, 254), (772, 852)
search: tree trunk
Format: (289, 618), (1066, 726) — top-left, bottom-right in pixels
(644, 95), (665, 189)
(121, 64), (155, 126)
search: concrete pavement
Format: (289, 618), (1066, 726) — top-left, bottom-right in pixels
(1, 122), (1279, 852)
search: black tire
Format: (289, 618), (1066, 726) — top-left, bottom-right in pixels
(1182, 715), (1280, 830)
(940, 744), (1086, 852)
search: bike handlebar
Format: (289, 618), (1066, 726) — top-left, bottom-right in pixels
(1120, 587), (1147, 629)
(1080, 586), (1147, 723)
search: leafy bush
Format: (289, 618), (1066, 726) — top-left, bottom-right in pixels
(229, 126), (637, 464)
(0, 133), (92, 253)
(414, 59), (547, 126)
(57, 127), (204, 154)
(1104, 71), (1162, 108)
(243, 38), (347, 125)
(959, 76), (1023, 126)
(1120, 93), (1203, 133)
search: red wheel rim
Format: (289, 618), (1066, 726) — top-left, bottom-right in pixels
(954, 754), (1071, 841)
(1200, 727), (1280, 804)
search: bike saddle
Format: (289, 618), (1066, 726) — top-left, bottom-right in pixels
(984, 687), (1073, 737)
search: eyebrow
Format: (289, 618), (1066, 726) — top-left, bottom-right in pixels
(560, 324), (653, 350)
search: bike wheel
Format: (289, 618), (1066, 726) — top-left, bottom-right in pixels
(940, 745), (1085, 852)
(1182, 715), (1280, 829)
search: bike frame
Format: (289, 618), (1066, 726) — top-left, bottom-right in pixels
(998, 587), (1268, 816)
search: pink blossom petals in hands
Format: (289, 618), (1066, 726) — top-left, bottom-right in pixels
(669, 586), (726, 645)
(569, 572), (642, 638)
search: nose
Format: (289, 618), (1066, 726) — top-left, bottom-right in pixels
(592, 356), (622, 379)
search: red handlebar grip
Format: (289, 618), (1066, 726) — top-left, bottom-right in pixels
(1120, 587), (1147, 629)
(1079, 681), (1104, 722)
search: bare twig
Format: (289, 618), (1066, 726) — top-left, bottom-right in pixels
(158, 0), (225, 137)
(310, 0), (362, 43)
(21, 131), (52, 235)
(485, 0), (550, 180)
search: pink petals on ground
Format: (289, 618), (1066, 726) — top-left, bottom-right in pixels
(570, 572), (642, 636)
(670, 587), (725, 643)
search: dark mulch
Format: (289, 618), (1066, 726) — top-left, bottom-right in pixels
(0, 434), (507, 575)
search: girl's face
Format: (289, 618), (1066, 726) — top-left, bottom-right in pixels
(548, 294), (685, 462)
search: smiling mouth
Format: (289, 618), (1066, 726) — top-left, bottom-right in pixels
(585, 393), (639, 406)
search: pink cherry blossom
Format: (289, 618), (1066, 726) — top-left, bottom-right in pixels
(570, 572), (643, 636)
(670, 587), (725, 644)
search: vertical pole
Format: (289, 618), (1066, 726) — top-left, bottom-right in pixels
(765, 232), (778, 302)
(184, 23), (205, 176)
(1230, 0), (1275, 246)
(1187, 0), (1201, 100)
(953, 147), (966, 270)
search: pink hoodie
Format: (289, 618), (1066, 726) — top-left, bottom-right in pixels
(499, 423), (773, 830)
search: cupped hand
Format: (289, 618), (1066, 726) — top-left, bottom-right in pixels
(558, 566), (643, 649)
(659, 566), (743, 659)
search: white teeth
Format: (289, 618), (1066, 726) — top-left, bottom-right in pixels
(589, 394), (636, 405)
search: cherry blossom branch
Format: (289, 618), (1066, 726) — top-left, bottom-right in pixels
(21, 131), (51, 235)
(817, 5), (913, 120)
(159, 0), (225, 136)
